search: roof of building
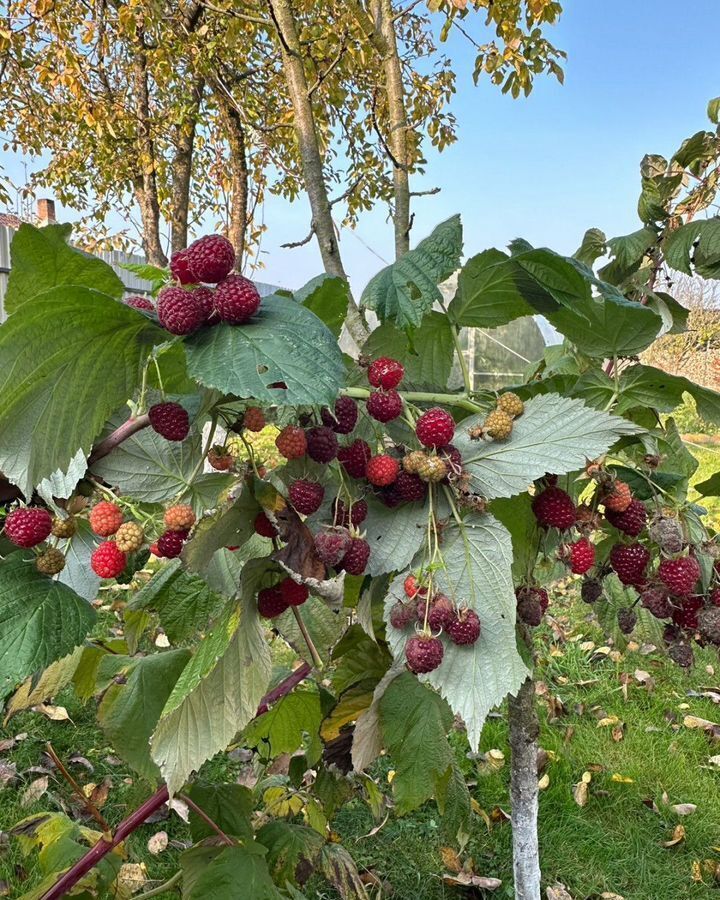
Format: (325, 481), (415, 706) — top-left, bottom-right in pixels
(0, 213), (24, 229)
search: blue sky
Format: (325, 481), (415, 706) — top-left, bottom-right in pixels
(3, 0), (719, 293)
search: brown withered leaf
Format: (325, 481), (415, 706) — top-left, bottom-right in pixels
(147, 831), (168, 855)
(443, 872), (502, 890)
(0, 739), (16, 753)
(21, 776), (49, 807)
(116, 863), (147, 894)
(489, 806), (510, 823)
(0, 761), (17, 787)
(273, 506), (325, 581)
(660, 824), (685, 847)
(684, 715), (718, 731)
(440, 846), (462, 873)
(546, 883), (573, 899)
(612, 725), (625, 743)
(84, 776), (111, 809)
(671, 803), (697, 816)
(573, 772), (592, 807)
(34, 704), (70, 722)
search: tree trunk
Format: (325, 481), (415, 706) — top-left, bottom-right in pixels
(266, 0), (368, 348)
(508, 674), (541, 900)
(169, 78), (204, 255)
(369, 0), (411, 257)
(213, 85), (249, 267)
(132, 44), (167, 267)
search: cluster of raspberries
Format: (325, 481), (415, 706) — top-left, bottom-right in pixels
(125, 234), (261, 335)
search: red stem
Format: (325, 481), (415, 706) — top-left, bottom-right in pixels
(39, 662), (312, 900)
(87, 414), (151, 465)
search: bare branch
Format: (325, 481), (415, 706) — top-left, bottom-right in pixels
(281, 225), (316, 249)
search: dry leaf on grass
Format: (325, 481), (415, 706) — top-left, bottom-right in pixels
(671, 803), (697, 816)
(660, 824), (685, 847)
(0, 762), (17, 787)
(440, 846), (462, 873)
(116, 863), (147, 893)
(684, 715), (718, 731)
(546, 883), (573, 899)
(573, 772), (592, 806)
(21, 776), (49, 807)
(34, 704), (70, 722)
(147, 831), (168, 855)
(443, 872), (502, 890)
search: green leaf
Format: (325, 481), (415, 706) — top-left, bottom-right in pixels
(151, 593), (272, 795)
(6, 646), (84, 719)
(490, 494), (540, 582)
(695, 471), (720, 499)
(57, 519), (102, 601)
(331, 625), (392, 695)
(384, 513), (529, 751)
(186, 782), (254, 842)
(361, 216), (462, 328)
(0, 556), (96, 695)
(573, 228), (607, 267)
(379, 673), (469, 827)
(455, 393), (641, 501)
(362, 312), (455, 389)
(274, 596), (345, 665)
(244, 690), (322, 757)
(97, 649), (190, 779)
(255, 822), (324, 888)
(616, 365), (720, 425)
(708, 96), (720, 125)
(600, 227), (657, 283)
(182, 491), (261, 574)
(514, 249), (592, 307)
(0, 287), (165, 497)
(5, 223), (124, 313)
(185, 295), (345, 406)
(181, 843), (282, 899)
(363, 496), (429, 576)
(663, 221), (704, 275)
(120, 261), (168, 289)
(295, 275), (350, 338)
(449, 248), (535, 328)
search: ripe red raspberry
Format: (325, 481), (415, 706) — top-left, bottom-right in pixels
(207, 446), (234, 471)
(532, 487), (576, 530)
(164, 504), (196, 532)
(366, 454), (400, 487)
(609, 542), (650, 586)
(368, 357), (404, 390)
(658, 555), (701, 597)
(306, 426), (338, 463)
(566, 537), (595, 574)
(89, 501), (123, 537)
(366, 390), (403, 423)
(640, 585), (672, 619)
(289, 480), (324, 515)
(602, 480), (633, 513)
(338, 439), (371, 478)
(617, 607), (637, 635)
(606, 499), (648, 536)
(243, 407), (266, 432)
(156, 529), (188, 559)
(4, 507), (53, 548)
(254, 511), (278, 538)
(339, 537), (371, 575)
(321, 396), (358, 434)
(149, 402), (190, 441)
(91, 541), (127, 578)
(446, 608), (481, 645)
(390, 601), (417, 630)
(280, 577), (309, 607)
(332, 498), (368, 528)
(404, 574), (428, 599)
(426, 594), (455, 631)
(192, 286), (215, 319)
(671, 596), (703, 629)
(170, 248), (196, 284)
(314, 528), (351, 566)
(415, 407), (455, 448)
(185, 234), (235, 283)
(405, 634), (444, 673)
(157, 286), (207, 335)
(257, 586), (288, 618)
(275, 425), (307, 460)
(213, 274), (260, 323)
(150, 542), (161, 556)
(125, 294), (154, 312)
(395, 471), (427, 503)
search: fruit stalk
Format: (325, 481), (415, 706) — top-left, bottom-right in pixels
(87, 414), (151, 465)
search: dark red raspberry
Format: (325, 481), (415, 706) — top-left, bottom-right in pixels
(366, 390), (403, 423)
(379, 483), (403, 508)
(640, 585), (672, 619)
(566, 537), (595, 574)
(368, 357), (404, 390)
(288, 480), (324, 516)
(89, 501), (123, 537)
(4, 507), (52, 548)
(169, 249), (196, 285)
(213, 274), (260, 323)
(333, 498), (368, 528)
(314, 528), (351, 566)
(609, 543), (650, 586)
(338, 440), (371, 478)
(254, 511), (278, 538)
(243, 407), (266, 432)
(405, 634), (443, 673)
(366, 454), (400, 487)
(617, 607), (637, 635)
(125, 294), (154, 312)
(658, 555), (701, 597)
(395, 471), (427, 503)
(192, 286), (215, 319)
(185, 234), (235, 283)
(156, 529), (188, 558)
(446, 608), (481, 645)
(306, 426), (338, 463)
(532, 487), (576, 530)
(606, 499), (648, 537)
(415, 407), (455, 448)
(157, 286), (207, 335)
(710, 587), (720, 607)
(321, 396), (358, 434)
(280, 577), (309, 607)
(339, 537), (370, 575)
(275, 425), (307, 460)
(258, 586), (288, 618)
(671, 596), (703, 629)
(515, 586), (549, 626)
(581, 577), (603, 604)
(427, 594), (455, 631)
(149, 402), (190, 441)
(390, 601), (417, 630)
(404, 574), (428, 599)
(91, 541), (127, 578)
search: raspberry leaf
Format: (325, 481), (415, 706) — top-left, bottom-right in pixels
(57, 519), (102, 601)
(360, 215), (463, 329)
(274, 596), (346, 665)
(294, 274), (350, 338)
(185, 295), (345, 406)
(363, 497), (429, 576)
(5, 645), (84, 720)
(243, 690), (322, 757)
(455, 393), (643, 500)
(0, 556), (97, 695)
(362, 311), (455, 389)
(181, 843), (282, 900)
(616, 364), (720, 424)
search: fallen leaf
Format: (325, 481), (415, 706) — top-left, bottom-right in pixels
(0, 762), (17, 787)
(154, 633), (170, 648)
(21, 776), (49, 807)
(168, 797), (189, 822)
(84, 776), (111, 808)
(634, 669), (651, 683)
(440, 846), (461, 873)
(68, 756), (94, 773)
(691, 860), (703, 883)
(147, 831), (168, 855)
(546, 883), (573, 899)
(489, 806), (510, 823)
(538, 773), (550, 790)
(0, 879), (9, 896)
(612, 725), (625, 743)
(600, 893), (625, 899)
(708, 755), (720, 768)
(116, 863), (147, 893)
(671, 803), (697, 816)
(611, 774), (634, 783)
(598, 716), (620, 728)
(0, 740), (15, 753)
(34, 704), (70, 722)
(443, 872), (502, 890)
(660, 824), (685, 847)
(684, 715), (718, 731)
(573, 773), (591, 806)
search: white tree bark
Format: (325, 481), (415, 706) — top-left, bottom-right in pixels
(508, 675), (541, 900)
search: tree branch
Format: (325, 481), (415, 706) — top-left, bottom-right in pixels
(281, 225), (315, 249)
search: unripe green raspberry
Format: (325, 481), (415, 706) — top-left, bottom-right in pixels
(36, 548), (66, 576)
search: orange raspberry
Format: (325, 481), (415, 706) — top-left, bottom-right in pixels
(89, 501), (123, 536)
(275, 425), (307, 460)
(164, 504), (196, 532)
(602, 480), (632, 513)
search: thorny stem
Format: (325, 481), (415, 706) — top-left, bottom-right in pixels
(291, 604), (324, 669)
(45, 743), (111, 833)
(342, 386), (484, 414)
(177, 794), (236, 846)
